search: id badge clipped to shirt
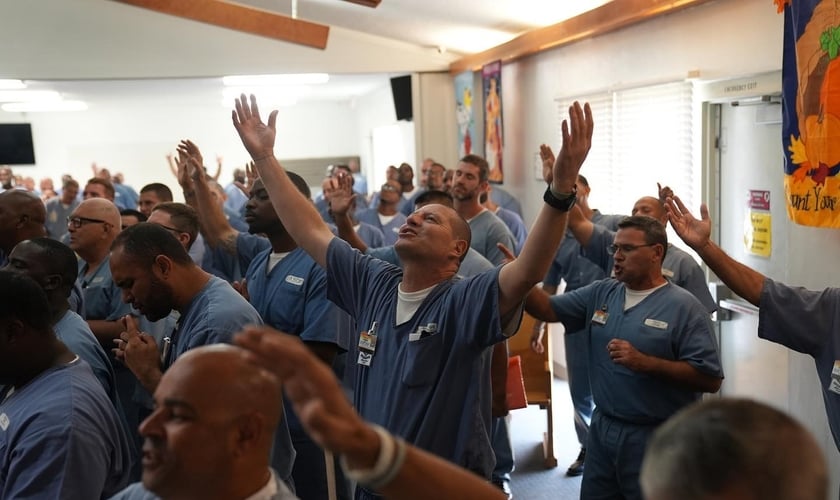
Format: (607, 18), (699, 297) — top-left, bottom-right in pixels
(592, 306), (609, 326)
(829, 360), (840, 395)
(357, 321), (378, 367)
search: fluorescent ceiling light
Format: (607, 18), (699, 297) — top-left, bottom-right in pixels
(2, 100), (88, 112)
(0, 90), (61, 103)
(222, 73), (329, 86)
(0, 79), (26, 90)
(223, 86), (312, 102)
(221, 96), (298, 108)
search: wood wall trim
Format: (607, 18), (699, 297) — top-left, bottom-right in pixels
(115, 0), (330, 50)
(449, 0), (716, 74)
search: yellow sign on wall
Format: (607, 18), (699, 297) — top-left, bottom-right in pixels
(744, 211), (772, 257)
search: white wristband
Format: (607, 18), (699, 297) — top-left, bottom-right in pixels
(340, 425), (395, 486)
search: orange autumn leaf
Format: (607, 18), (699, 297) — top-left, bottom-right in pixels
(791, 165), (810, 182)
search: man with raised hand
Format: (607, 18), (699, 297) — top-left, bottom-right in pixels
(236, 327), (508, 500)
(231, 94), (591, 498)
(666, 194), (840, 461)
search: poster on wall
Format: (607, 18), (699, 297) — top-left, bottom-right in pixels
(482, 60), (504, 183)
(781, 0), (840, 227)
(454, 71), (476, 159)
(744, 190), (772, 257)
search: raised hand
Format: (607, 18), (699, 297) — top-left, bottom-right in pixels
(234, 161), (259, 197)
(175, 151), (193, 192)
(665, 195), (712, 251)
(185, 154), (208, 188)
(552, 102), (593, 192)
(539, 144), (556, 184)
(231, 94), (278, 160)
(329, 172), (356, 217)
(234, 327), (373, 457)
(213, 155), (223, 181)
(179, 139), (204, 169)
(657, 183), (674, 204)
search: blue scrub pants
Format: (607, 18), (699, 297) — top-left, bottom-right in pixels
(580, 410), (658, 500)
(491, 414), (514, 483)
(565, 329), (594, 447)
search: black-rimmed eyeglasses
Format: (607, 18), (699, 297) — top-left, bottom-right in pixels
(67, 216), (110, 228)
(608, 243), (657, 254)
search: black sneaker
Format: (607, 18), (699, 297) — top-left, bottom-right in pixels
(566, 448), (585, 476)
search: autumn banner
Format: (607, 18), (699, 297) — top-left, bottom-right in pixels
(782, 0), (840, 226)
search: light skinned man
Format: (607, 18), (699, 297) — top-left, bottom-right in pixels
(45, 178), (80, 241)
(231, 94), (591, 498)
(110, 345), (297, 500)
(522, 216), (723, 499)
(111, 222), (296, 489)
(180, 139), (352, 499)
(640, 398), (827, 500)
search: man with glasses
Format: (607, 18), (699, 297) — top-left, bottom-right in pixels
(69, 198), (155, 478)
(522, 215), (723, 500)
(567, 194), (717, 313)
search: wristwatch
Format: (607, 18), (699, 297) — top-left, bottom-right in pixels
(543, 185), (577, 212)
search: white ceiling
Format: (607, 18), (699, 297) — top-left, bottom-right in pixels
(0, 0), (611, 107)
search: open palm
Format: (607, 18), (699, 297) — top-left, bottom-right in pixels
(232, 94), (278, 159)
(665, 195), (712, 250)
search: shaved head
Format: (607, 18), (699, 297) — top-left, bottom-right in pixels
(0, 190), (47, 253)
(140, 344), (283, 499)
(168, 345), (282, 427)
(632, 196), (667, 224)
(76, 198), (121, 227)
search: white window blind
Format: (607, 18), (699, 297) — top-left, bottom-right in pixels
(556, 81), (697, 255)
(556, 81), (696, 217)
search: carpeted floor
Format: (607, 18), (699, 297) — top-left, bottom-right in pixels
(508, 377), (582, 500)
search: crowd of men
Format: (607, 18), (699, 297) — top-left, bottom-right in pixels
(0, 93), (834, 500)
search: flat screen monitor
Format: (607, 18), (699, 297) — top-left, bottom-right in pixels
(0, 124), (35, 164)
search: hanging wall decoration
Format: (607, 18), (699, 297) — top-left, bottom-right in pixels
(483, 60), (504, 183)
(781, 0), (840, 226)
(454, 71), (476, 159)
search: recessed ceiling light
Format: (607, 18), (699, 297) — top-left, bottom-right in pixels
(0, 90), (61, 103)
(222, 74), (329, 86)
(0, 79), (26, 90)
(2, 100), (88, 112)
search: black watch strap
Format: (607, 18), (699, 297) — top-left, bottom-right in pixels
(543, 186), (577, 212)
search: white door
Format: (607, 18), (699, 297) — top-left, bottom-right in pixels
(713, 101), (791, 409)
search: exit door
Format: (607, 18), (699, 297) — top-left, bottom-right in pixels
(710, 101), (791, 411)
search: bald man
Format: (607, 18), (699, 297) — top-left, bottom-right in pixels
(0, 189), (46, 265)
(232, 95), (591, 498)
(111, 345), (296, 500)
(69, 198), (129, 345)
(640, 398), (828, 500)
(235, 327), (507, 500)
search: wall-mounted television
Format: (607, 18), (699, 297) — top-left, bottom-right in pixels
(0, 124), (35, 164)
